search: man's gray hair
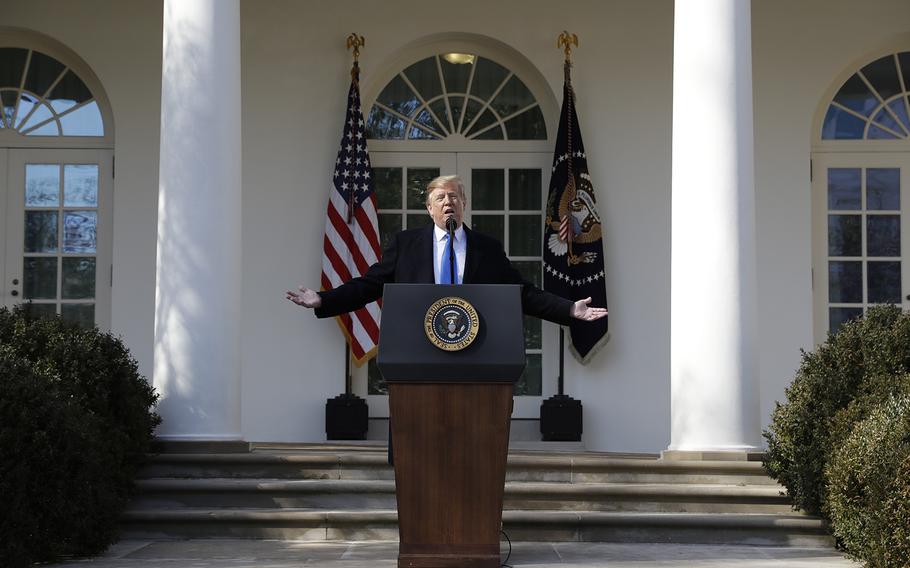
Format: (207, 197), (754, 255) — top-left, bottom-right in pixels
(425, 175), (466, 207)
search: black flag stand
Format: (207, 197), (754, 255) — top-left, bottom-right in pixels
(325, 34), (369, 441)
(540, 32), (584, 442)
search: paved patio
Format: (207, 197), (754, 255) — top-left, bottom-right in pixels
(54, 539), (859, 567)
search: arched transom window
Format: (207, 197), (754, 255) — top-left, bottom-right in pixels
(367, 53), (547, 141)
(0, 47), (104, 137)
(822, 52), (910, 140)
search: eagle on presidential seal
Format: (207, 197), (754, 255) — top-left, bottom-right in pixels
(546, 171), (601, 266)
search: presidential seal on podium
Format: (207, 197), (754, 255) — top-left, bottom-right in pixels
(424, 296), (480, 351)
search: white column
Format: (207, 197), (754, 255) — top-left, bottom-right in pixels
(154, 0), (242, 440)
(669, 0), (760, 455)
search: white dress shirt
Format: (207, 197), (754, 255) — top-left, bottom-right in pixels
(433, 224), (466, 284)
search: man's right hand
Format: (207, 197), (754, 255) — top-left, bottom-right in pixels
(286, 286), (322, 309)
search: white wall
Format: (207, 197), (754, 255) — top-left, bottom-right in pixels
(2, 0), (162, 381)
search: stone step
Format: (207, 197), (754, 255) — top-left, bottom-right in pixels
(138, 451), (777, 485)
(130, 478), (792, 514)
(120, 508), (831, 547)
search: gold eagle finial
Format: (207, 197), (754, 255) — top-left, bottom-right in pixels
(557, 31), (578, 62)
(346, 33), (365, 62)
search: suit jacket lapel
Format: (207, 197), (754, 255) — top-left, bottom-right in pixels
(463, 225), (483, 283)
(417, 224), (435, 283)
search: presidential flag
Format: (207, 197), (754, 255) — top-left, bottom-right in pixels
(543, 64), (609, 363)
(321, 63), (382, 366)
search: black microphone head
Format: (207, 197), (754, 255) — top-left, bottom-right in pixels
(445, 216), (457, 232)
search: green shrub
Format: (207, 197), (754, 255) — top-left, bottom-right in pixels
(882, 454), (910, 568)
(0, 306), (160, 567)
(825, 390), (910, 566)
(763, 305), (910, 515)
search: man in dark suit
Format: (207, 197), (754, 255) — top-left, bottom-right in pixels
(288, 175), (608, 324)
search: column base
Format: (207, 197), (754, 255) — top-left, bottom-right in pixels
(661, 449), (764, 462)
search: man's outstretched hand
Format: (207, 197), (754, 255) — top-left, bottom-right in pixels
(571, 297), (608, 321)
(286, 286), (322, 309)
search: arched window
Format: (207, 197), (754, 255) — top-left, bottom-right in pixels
(821, 52), (910, 140)
(813, 50), (910, 340)
(368, 53), (547, 141)
(0, 47), (105, 137)
(1, 32), (113, 330)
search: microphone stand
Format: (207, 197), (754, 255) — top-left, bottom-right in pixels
(446, 217), (456, 285)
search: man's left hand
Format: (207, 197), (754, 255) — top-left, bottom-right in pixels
(571, 297), (608, 321)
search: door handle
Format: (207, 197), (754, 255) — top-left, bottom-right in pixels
(10, 290), (18, 296)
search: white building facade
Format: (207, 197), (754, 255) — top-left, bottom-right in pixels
(2, 0), (909, 454)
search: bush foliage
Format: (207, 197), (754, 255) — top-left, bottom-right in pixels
(763, 305), (910, 515)
(0, 306), (160, 567)
(825, 390), (910, 566)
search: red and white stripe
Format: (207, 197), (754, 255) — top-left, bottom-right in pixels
(321, 185), (382, 365)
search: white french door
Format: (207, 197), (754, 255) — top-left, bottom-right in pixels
(2, 148), (113, 329)
(353, 151), (555, 420)
(812, 152), (910, 342)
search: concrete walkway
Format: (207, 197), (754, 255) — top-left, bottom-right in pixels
(54, 539), (859, 567)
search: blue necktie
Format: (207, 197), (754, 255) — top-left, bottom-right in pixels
(440, 234), (457, 285)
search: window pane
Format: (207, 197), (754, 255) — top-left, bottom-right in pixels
(403, 56), (443, 102)
(59, 101), (103, 136)
(378, 214), (402, 252)
(867, 215), (900, 257)
(833, 74), (878, 117)
(61, 304), (94, 329)
(26, 164), (60, 206)
(367, 357), (387, 395)
(472, 169), (504, 210)
(509, 170), (542, 210)
(513, 260), (542, 288)
(25, 211), (58, 253)
(376, 74), (420, 118)
(829, 307), (863, 334)
(366, 106), (405, 140)
(413, 108), (444, 136)
(0, 48), (29, 88)
(374, 167), (402, 209)
(490, 75), (534, 119)
(428, 99), (451, 133)
(523, 314), (541, 349)
(24, 51), (65, 98)
(47, 69), (92, 106)
(861, 55), (902, 101)
(24, 257), (57, 299)
(2, 90), (17, 126)
(466, 108), (497, 137)
(868, 124), (899, 140)
(406, 213), (431, 230)
(440, 56), (473, 93)
(21, 102), (54, 133)
(407, 125), (438, 140)
(504, 106), (547, 140)
(515, 353), (541, 396)
(827, 168), (861, 210)
(470, 58), (509, 102)
(888, 98), (910, 132)
(866, 168), (900, 210)
(15, 92), (38, 129)
(509, 215), (542, 256)
(406, 168), (440, 209)
(867, 261), (901, 303)
(64, 164), (98, 206)
(474, 124), (504, 140)
(828, 214), (861, 256)
(829, 261), (863, 303)
(461, 99), (484, 134)
(62, 257), (96, 299)
(822, 105), (865, 140)
(63, 211), (97, 253)
(448, 96), (465, 131)
(871, 107), (904, 135)
(471, 214), (504, 243)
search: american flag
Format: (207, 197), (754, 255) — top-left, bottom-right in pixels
(321, 69), (382, 366)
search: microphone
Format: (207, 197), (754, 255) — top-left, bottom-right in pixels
(445, 216), (457, 284)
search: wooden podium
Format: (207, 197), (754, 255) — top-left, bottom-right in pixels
(377, 284), (525, 568)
